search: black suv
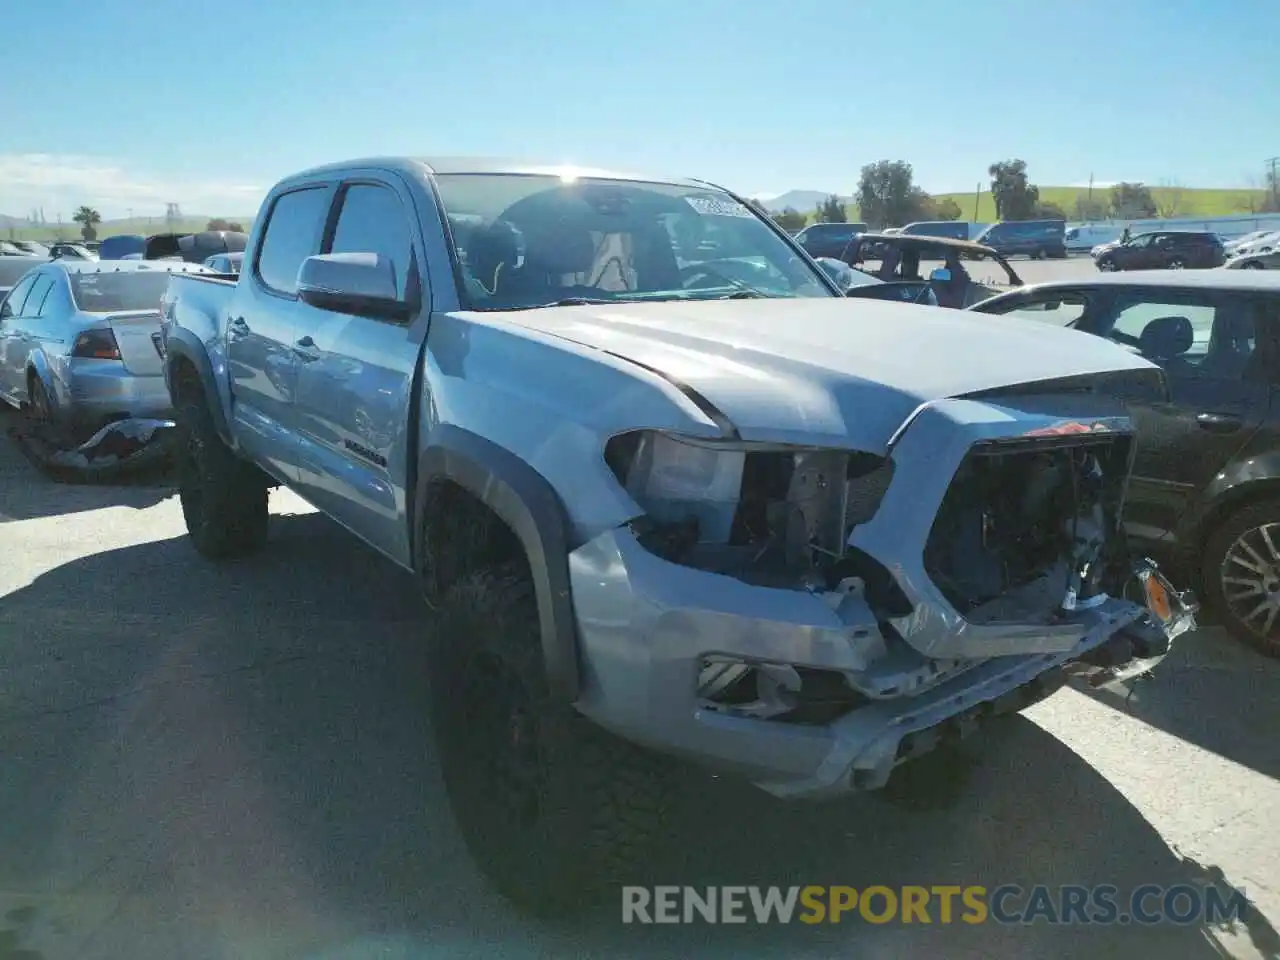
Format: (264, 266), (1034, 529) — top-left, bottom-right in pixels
(793, 221), (869, 259)
(972, 219), (1067, 259)
(1096, 230), (1225, 272)
(970, 271), (1280, 656)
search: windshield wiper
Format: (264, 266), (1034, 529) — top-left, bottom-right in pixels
(718, 289), (766, 299)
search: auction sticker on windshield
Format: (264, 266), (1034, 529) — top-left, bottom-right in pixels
(685, 196), (754, 218)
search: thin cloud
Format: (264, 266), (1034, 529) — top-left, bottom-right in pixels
(0, 153), (264, 219)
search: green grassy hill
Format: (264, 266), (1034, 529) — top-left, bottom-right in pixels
(928, 186), (1268, 223)
(6, 216), (256, 242)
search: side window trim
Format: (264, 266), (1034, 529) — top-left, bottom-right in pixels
(251, 182), (335, 300)
(23, 276), (54, 317)
(2, 274), (39, 319)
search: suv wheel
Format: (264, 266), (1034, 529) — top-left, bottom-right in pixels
(1203, 498), (1280, 658)
(427, 566), (668, 915)
(175, 390), (269, 559)
(1242, 260), (1264, 270)
(1168, 256), (1187, 269)
(1098, 257), (1118, 272)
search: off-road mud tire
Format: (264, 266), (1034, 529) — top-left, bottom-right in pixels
(426, 566), (668, 915)
(175, 391), (269, 559)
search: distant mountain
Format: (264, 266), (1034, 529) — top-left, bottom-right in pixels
(757, 190), (848, 214)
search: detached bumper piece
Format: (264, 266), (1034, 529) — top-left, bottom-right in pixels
(1064, 559), (1197, 689)
(7, 415), (177, 484)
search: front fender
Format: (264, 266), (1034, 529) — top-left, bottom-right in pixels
(414, 424), (581, 702)
(1176, 450), (1280, 556)
(163, 326), (231, 445)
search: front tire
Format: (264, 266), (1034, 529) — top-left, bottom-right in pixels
(1242, 260), (1265, 270)
(427, 567), (668, 915)
(1098, 257), (1118, 272)
(174, 389), (269, 559)
(1168, 256), (1186, 269)
(1203, 498), (1280, 658)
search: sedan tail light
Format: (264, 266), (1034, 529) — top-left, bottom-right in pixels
(71, 329), (122, 360)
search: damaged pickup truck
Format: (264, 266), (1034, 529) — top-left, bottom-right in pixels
(158, 157), (1195, 913)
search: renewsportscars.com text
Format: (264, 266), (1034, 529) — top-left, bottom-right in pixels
(621, 884), (1248, 926)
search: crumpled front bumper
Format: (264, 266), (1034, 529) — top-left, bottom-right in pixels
(568, 526), (1191, 800)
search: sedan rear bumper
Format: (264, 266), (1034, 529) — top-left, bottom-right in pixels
(57, 359), (172, 429)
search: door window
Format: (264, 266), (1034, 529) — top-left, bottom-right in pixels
(988, 291), (1089, 327)
(0, 275), (38, 321)
(255, 186), (331, 295)
(1101, 291), (1241, 374)
(326, 183), (414, 300)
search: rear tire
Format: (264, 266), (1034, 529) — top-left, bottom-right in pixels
(26, 372), (52, 423)
(174, 388), (269, 560)
(1168, 256), (1186, 269)
(427, 566), (668, 915)
(1202, 498), (1280, 659)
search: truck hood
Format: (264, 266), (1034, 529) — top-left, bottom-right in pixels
(498, 297), (1156, 454)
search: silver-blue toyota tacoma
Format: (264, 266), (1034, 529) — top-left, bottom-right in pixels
(159, 157), (1195, 913)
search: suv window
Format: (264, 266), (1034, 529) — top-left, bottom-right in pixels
(1099, 290), (1262, 377)
(255, 186), (330, 295)
(326, 183), (413, 300)
(0, 275), (37, 320)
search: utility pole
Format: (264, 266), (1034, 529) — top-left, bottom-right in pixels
(1268, 157), (1280, 210)
(973, 182), (981, 222)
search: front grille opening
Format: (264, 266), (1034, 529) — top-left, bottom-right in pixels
(923, 436), (1132, 617)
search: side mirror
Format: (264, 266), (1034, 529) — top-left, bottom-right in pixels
(930, 267), (952, 282)
(297, 252), (409, 320)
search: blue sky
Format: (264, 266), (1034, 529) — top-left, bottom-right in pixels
(6, 0), (1278, 218)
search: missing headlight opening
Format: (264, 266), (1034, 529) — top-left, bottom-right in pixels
(923, 433), (1134, 623)
(606, 431), (901, 598)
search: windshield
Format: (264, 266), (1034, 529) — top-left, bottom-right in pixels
(69, 270), (175, 312)
(432, 173), (834, 310)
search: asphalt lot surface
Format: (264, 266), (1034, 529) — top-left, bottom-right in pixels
(3, 278), (1280, 958)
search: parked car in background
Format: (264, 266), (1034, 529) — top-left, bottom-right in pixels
(202, 251), (243, 275)
(1231, 230), (1280, 259)
(1224, 230), (1278, 258)
(793, 220), (869, 258)
(1066, 223), (1123, 252)
(841, 232), (1023, 307)
(0, 259), (211, 434)
(8, 241), (50, 257)
(0, 242), (31, 256)
(98, 234), (146, 260)
(48, 242), (96, 261)
(972, 219), (1067, 259)
(0, 254), (49, 299)
(159, 155), (1187, 913)
(145, 230), (248, 264)
(1227, 247), (1280, 270)
(898, 220), (970, 241)
(1094, 231), (1225, 272)
(970, 270), (1280, 656)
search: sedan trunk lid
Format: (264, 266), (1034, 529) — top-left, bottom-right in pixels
(104, 310), (165, 376)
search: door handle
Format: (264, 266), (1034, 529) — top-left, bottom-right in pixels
(1196, 411), (1243, 433)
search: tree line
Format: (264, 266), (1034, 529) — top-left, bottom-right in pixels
(761, 158), (1280, 232)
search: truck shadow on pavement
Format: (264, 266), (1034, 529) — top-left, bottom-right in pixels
(0, 510), (1275, 959)
(1081, 629), (1280, 784)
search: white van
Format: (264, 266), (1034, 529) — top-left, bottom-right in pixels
(1064, 223), (1123, 252)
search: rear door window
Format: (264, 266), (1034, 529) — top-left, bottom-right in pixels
(255, 186), (331, 295)
(22, 276), (54, 318)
